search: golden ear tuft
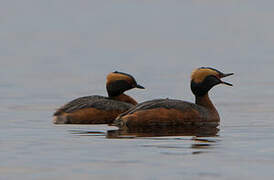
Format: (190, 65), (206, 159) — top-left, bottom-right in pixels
(191, 68), (219, 83)
(106, 72), (132, 84)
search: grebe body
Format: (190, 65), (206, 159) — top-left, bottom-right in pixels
(114, 67), (233, 129)
(53, 71), (144, 124)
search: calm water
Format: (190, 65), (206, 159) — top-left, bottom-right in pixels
(1, 1), (274, 179)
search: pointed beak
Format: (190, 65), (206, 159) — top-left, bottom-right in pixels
(221, 81), (233, 86)
(220, 73), (234, 86)
(221, 73), (234, 78)
(136, 84), (145, 89)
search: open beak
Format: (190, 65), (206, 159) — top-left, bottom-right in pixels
(136, 84), (145, 89)
(220, 73), (234, 86)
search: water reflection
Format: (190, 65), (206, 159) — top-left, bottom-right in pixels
(69, 127), (219, 156)
(106, 126), (219, 138)
(105, 127), (219, 156)
(69, 130), (106, 136)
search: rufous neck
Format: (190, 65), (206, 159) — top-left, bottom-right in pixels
(195, 93), (217, 112)
(110, 93), (138, 105)
(195, 93), (220, 122)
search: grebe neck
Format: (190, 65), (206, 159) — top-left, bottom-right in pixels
(195, 93), (219, 120)
(110, 93), (138, 105)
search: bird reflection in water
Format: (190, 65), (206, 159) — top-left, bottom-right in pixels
(70, 126), (219, 155)
(106, 126), (219, 139)
(107, 126), (219, 155)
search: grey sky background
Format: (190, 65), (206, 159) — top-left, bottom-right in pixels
(1, 0), (274, 102)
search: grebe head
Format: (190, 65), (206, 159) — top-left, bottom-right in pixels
(191, 67), (233, 97)
(106, 71), (145, 97)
